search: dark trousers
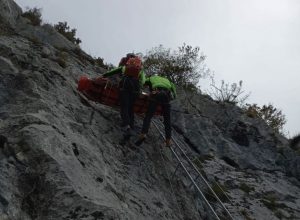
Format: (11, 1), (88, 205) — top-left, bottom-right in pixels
(142, 90), (171, 139)
(119, 76), (139, 128)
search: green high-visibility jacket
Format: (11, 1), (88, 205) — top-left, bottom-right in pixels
(145, 75), (177, 99)
(103, 66), (146, 87)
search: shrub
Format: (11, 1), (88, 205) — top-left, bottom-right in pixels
(143, 44), (211, 89)
(244, 104), (286, 134)
(22, 8), (42, 26)
(260, 194), (287, 212)
(192, 157), (203, 169)
(55, 51), (67, 68)
(72, 47), (93, 65)
(54, 22), (81, 45)
(261, 197), (277, 211)
(56, 58), (67, 68)
(94, 57), (112, 70)
(208, 78), (250, 105)
(89, 56), (114, 70)
(70, 47), (112, 69)
(205, 182), (229, 203)
(197, 154), (215, 163)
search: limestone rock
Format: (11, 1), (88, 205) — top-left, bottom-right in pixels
(0, 1), (299, 219)
(0, 0), (22, 28)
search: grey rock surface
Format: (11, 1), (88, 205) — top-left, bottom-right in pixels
(16, 23), (77, 51)
(1, 0), (300, 219)
(0, 0), (22, 28)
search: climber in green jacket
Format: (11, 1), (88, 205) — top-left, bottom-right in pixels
(135, 74), (176, 147)
(102, 64), (145, 88)
(102, 54), (146, 144)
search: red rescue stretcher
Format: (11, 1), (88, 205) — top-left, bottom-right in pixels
(77, 76), (162, 115)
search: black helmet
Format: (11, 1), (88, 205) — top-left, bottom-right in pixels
(126, 53), (136, 58)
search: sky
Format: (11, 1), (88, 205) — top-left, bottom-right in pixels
(15, 0), (300, 136)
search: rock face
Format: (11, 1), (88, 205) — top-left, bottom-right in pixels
(0, 1), (300, 219)
(0, 0), (22, 27)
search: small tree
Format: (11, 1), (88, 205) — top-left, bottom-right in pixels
(94, 57), (114, 70)
(54, 21), (81, 45)
(208, 78), (250, 105)
(94, 57), (105, 67)
(22, 7), (42, 26)
(143, 44), (210, 89)
(245, 103), (286, 134)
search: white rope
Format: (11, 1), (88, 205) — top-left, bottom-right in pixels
(159, 147), (184, 220)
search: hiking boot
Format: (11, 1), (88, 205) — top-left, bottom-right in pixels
(135, 134), (146, 146)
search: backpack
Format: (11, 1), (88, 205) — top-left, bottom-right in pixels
(118, 53), (136, 67)
(123, 57), (142, 78)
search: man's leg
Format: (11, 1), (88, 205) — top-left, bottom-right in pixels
(162, 103), (171, 138)
(135, 97), (157, 146)
(162, 98), (171, 147)
(142, 99), (157, 135)
(119, 89), (130, 128)
(119, 89), (133, 146)
(129, 91), (138, 129)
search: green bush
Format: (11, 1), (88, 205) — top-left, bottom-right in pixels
(244, 104), (286, 134)
(192, 157), (203, 169)
(22, 8), (42, 26)
(143, 44), (211, 89)
(91, 56), (114, 70)
(260, 194), (287, 212)
(56, 58), (67, 68)
(94, 57), (112, 69)
(204, 182), (229, 203)
(55, 51), (67, 68)
(208, 78), (250, 105)
(73, 47), (92, 65)
(54, 22), (81, 45)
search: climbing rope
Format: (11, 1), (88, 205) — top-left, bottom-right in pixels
(153, 120), (223, 220)
(146, 120), (184, 219)
(174, 134), (244, 218)
(159, 148), (184, 220)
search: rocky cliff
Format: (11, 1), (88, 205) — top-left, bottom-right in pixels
(0, 0), (300, 219)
